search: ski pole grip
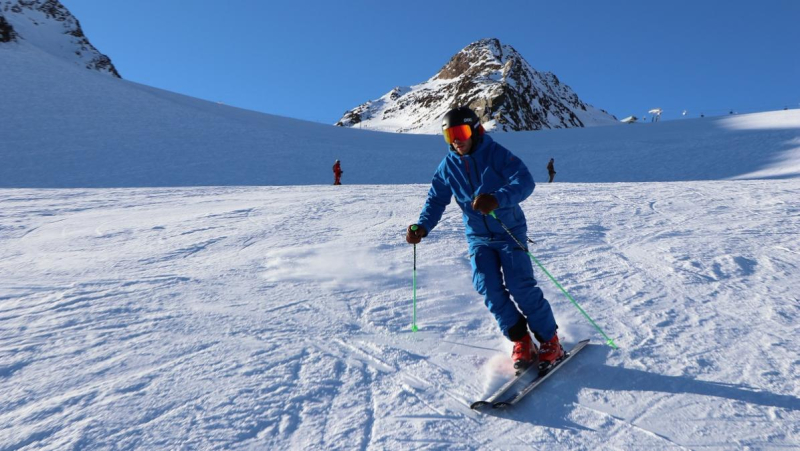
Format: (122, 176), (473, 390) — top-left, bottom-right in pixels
(411, 225), (419, 231)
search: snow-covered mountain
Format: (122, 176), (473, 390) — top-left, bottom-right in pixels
(335, 38), (618, 134)
(0, 0), (119, 77)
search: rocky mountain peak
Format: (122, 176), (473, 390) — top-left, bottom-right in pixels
(336, 38), (616, 134)
(434, 38), (510, 80)
(1, 0), (120, 77)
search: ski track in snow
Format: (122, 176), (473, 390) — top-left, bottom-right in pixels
(0, 182), (799, 450)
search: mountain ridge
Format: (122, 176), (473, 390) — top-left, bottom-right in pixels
(1, 0), (120, 77)
(335, 38), (617, 134)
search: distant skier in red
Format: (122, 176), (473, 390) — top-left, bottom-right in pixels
(333, 160), (343, 185)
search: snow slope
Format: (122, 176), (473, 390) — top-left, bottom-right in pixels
(1, 182), (798, 450)
(1, 40), (799, 187)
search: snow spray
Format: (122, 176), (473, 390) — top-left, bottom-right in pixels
(489, 212), (618, 349)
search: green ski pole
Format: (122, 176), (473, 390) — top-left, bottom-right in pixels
(489, 212), (618, 349)
(411, 225), (419, 332)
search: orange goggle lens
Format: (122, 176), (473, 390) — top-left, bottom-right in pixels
(443, 124), (473, 144)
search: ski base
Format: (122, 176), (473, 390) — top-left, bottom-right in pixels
(471, 339), (590, 410)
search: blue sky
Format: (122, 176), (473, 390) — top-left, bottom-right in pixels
(63, 0), (799, 124)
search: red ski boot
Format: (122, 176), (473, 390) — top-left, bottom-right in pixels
(538, 333), (565, 369)
(511, 334), (538, 375)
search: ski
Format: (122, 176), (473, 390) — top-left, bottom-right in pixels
(470, 339), (590, 410)
(469, 359), (541, 410)
(493, 338), (590, 408)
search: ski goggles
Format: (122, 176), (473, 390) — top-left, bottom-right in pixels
(443, 124), (473, 144)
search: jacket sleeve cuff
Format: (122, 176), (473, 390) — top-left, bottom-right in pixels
(493, 190), (509, 208)
(417, 220), (433, 236)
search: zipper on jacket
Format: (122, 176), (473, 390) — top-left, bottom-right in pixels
(462, 154), (494, 240)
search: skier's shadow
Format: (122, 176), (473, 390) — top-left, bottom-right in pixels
(485, 344), (800, 430)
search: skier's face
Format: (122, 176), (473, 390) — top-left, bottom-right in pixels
(452, 137), (472, 155)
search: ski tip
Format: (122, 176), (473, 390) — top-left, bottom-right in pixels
(470, 401), (490, 410)
(493, 402), (512, 409)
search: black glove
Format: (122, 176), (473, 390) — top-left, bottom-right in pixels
(406, 224), (427, 244)
(472, 194), (499, 215)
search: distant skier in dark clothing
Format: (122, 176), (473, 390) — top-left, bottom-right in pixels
(405, 106), (563, 373)
(333, 160), (343, 185)
(547, 158), (556, 183)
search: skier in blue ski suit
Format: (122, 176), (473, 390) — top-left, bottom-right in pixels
(406, 106), (563, 369)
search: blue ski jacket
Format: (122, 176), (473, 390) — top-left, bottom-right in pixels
(418, 134), (535, 247)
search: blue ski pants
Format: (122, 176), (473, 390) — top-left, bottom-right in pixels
(470, 241), (558, 342)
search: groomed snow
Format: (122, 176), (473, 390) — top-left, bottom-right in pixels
(1, 182), (798, 450)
